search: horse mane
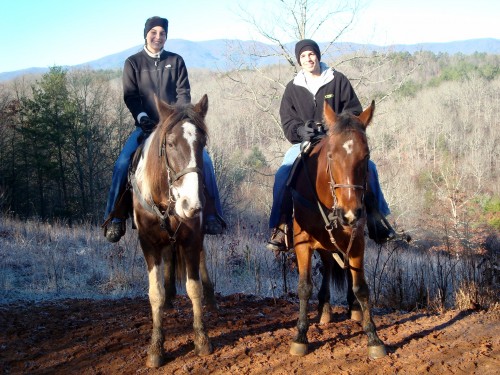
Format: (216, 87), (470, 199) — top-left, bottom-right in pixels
(145, 104), (208, 199)
(329, 112), (367, 135)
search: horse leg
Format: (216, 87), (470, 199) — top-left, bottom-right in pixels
(349, 255), (386, 359)
(200, 247), (217, 312)
(145, 254), (166, 368)
(290, 245), (313, 356)
(185, 254), (212, 356)
(162, 248), (177, 309)
(346, 269), (362, 322)
(317, 251), (332, 324)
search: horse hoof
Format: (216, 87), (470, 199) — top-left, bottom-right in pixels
(290, 342), (308, 356)
(350, 309), (363, 322)
(319, 312), (331, 325)
(205, 301), (218, 313)
(368, 345), (387, 359)
(146, 354), (164, 368)
(194, 342), (213, 356)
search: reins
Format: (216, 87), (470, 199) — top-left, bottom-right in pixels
(132, 117), (203, 243)
(298, 141), (367, 269)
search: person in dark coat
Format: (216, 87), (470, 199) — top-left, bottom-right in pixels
(103, 16), (225, 242)
(267, 39), (398, 251)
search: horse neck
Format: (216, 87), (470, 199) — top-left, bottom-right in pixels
(313, 143), (336, 208)
(142, 131), (170, 205)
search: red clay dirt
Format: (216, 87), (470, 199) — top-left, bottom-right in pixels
(1, 294), (498, 374)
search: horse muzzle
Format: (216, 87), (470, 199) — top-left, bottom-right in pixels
(337, 207), (364, 227)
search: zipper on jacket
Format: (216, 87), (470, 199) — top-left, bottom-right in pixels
(155, 57), (161, 98)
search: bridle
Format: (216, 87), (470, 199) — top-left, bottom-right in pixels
(298, 139), (368, 269)
(160, 139), (203, 207)
(323, 150), (368, 268)
(132, 117), (204, 241)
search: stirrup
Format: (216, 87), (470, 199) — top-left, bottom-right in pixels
(204, 214), (225, 235)
(266, 224), (290, 252)
(104, 220), (126, 243)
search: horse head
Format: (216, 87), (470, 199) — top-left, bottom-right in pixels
(322, 100), (375, 227)
(138, 95), (208, 221)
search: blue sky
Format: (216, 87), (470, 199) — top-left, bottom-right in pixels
(1, 0), (499, 73)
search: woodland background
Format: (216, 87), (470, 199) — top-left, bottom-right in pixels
(0, 0), (498, 312)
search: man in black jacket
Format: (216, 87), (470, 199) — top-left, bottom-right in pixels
(103, 16), (225, 242)
(267, 39), (398, 251)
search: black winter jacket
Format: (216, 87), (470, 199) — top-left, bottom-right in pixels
(122, 48), (191, 125)
(280, 66), (362, 144)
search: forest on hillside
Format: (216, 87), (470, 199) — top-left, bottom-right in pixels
(0, 49), (499, 312)
(1, 51), (498, 237)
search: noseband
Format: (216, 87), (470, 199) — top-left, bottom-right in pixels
(318, 150), (368, 269)
(326, 151), (367, 223)
(160, 140), (203, 202)
(132, 116), (204, 240)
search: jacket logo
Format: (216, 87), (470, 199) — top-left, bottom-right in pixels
(324, 94), (334, 99)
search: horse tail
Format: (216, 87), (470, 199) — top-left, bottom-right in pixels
(174, 246), (186, 284)
(331, 254), (347, 292)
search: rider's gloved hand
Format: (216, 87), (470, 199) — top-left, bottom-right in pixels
(297, 120), (316, 141)
(139, 116), (156, 134)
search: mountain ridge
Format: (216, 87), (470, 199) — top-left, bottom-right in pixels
(2, 38), (499, 82)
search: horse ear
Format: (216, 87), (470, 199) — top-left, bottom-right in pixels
(323, 100), (337, 127)
(155, 95), (175, 122)
(194, 94), (209, 119)
(357, 100), (375, 128)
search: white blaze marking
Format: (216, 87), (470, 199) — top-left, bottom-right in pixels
(343, 139), (354, 154)
(175, 122), (201, 216)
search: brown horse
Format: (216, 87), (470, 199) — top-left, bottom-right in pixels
(289, 100), (387, 359)
(131, 94), (215, 368)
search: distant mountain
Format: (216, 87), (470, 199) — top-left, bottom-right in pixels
(1, 38), (499, 82)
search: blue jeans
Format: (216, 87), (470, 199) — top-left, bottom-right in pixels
(104, 127), (223, 220)
(269, 143), (390, 228)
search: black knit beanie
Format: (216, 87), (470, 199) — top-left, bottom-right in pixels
(295, 39), (321, 65)
(144, 16), (169, 38)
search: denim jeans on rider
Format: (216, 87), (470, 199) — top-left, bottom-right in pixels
(268, 143), (390, 228)
(104, 127), (223, 222)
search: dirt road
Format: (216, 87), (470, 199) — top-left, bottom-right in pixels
(1, 294), (498, 374)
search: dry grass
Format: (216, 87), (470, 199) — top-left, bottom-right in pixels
(0, 215), (498, 312)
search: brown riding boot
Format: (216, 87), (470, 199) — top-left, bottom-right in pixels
(266, 222), (289, 252)
(203, 190), (226, 235)
(366, 210), (411, 245)
(102, 187), (132, 243)
(103, 220), (126, 243)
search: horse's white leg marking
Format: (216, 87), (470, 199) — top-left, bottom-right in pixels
(186, 278), (204, 333)
(148, 262), (165, 329)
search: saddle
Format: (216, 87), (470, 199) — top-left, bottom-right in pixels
(284, 140), (409, 245)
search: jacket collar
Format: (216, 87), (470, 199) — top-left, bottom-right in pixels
(293, 62), (334, 94)
(143, 45), (164, 59)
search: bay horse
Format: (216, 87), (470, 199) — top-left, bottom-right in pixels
(289, 100), (387, 359)
(131, 94), (215, 368)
